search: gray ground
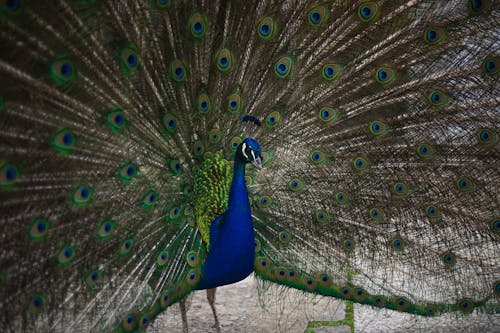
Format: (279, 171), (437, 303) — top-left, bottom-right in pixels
(148, 274), (499, 333)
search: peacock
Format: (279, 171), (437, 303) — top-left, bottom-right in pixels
(0, 0), (498, 332)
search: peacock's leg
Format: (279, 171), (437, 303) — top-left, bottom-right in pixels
(206, 288), (221, 333)
(179, 299), (188, 333)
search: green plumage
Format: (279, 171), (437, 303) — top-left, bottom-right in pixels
(0, 0), (499, 332)
(193, 152), (232, 249)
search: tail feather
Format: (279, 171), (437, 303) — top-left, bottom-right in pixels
(0, 0), (499, 331)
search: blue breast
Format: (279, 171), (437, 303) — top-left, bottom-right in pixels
(196, 160), (255, 290)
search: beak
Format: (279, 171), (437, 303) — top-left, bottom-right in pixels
(251, 156), (263, 170)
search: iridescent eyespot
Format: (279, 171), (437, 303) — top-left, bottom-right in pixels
(166, 206), (180, 222)
(369, 207), (385, 223)
(118, 238), (135, 257)
(192, 141), (204, 158)
(353, 157), (369, 172)
(392, 182), (410, 197)
(167, 157), (182, 176)
(118, 162), (138, 184)
(197, 93), (212, 115)
(50, 56), (76, 86)
(142, 190), (158, 208)
(468, 0), (492, 15)
(186, 268), (200, 285)
(441, 251), (456, 267)
(341, 286), (352, 298)
(278, 230), (290, 244)
(97, 219), (115, 240)
(163, 113), (178, 134)
(374, 295), (386, 307)
(28, 294), (44, 314)
(317, 106), (342, 125)
(427, 89), (449, 107)
(258, 195), (272, 209)
(423, 26), (446, 45)
(357, 2), (379, 22)
(186, 250), (200, 267)
(425, 306), (437, 316)
(369, 120), (388, 138)
(317, 272), (331, 287)
(229, 136), (243, 152)
(308, 5), (328, 27)
(288, 178), (305, 192)
(343, 239), (355, 252)
(457, 298), (474, 313)
(391, 237), (405, 251)
(215, 48), (234, 72)
(183, 215), (194, 226)
(476, 128), (498, 147)
(395, 297), (410, 311)
(273, 267), (288, 281)
(335, 191), (350, 207)
(322, 63), (343, 81)
(57, 245), (76, 266)
(122, 313), (138, 332)
(259, 150), (273, 167)
(85, 269), (103, 289)
(208, 128), (222, 145)
(52, 128), (77, 153)
(30, 218), (50, 241)
(0, 162), (18, 188)
(287, 267), (299, 281)
(170, 59), (187, 82)
(416, 143), (436, 159)
(72, 184), (93, 206)
(189, 13), (207, 39)
(182, 184), (192, 200)
(120, 46), (139, 74)
(257, 17), (277, 40)
(255, 256), (269, 272)
(265, 111), (281, 129)
(455, 176), (475, 193)
(375, 66), (395, 84)
(160, 289), (173, 308)
(482, 55), (499, 75)
(303, 276), (317, 291)
(314, 210), (330, 224)
(274, 56), (293, 79)
(309, 150), (327, 165)
(106, 107), (127, 132)
(423, 204), (442, 222)
(138, 314), (151, 330)
(227, 92), (243, 113)
(354, 288), (367, 301)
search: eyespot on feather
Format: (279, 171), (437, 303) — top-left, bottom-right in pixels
(257, 16), (277, 40)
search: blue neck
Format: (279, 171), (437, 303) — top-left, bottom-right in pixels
(228, 159), (249, 211)
(196, 158), (255, 290)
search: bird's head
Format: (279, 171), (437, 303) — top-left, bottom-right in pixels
(237, 138), (262, 170)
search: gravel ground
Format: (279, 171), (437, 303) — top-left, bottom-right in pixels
(148, 274), (499, 333)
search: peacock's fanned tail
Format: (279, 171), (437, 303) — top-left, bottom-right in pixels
(0, 0), (498, 332)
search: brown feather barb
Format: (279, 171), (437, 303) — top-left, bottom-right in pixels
(0, 1), (498, 332)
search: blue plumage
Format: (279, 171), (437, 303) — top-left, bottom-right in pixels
(0, 1), (498, 332)
(197, 138), (262, 290)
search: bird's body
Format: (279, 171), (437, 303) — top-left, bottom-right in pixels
(0, 0), (499, 332)
(196, 146), (257, 290)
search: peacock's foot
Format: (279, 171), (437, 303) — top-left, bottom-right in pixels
(207, 288), (221, 333)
